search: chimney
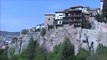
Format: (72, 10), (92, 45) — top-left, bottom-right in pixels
(100, 0), (104, 11)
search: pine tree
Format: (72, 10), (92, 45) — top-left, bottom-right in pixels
(76, 48), (90, 60)
(60, 37), (75, 60)
(0, 49), (7, 60)
(26, 37), (36, 60)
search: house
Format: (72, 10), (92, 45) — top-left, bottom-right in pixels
(62, 6), (91, 28)
(44, 14), (55, 29)
(45, 6), (96, 29)
(54, 11), (65, 28)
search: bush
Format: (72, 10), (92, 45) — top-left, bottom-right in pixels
(47, 44), (61, 60)
(21, 29), (28, 34)
(60, 37), (75, 60)
(12, 37), (18, 43)
(96, 45), (107, 56)
(47, 37), (75, 60)
(40, 28), (46, 36)
(76, 48), (90, 60)
(0, 49), (7, 60)
(87, 45), (107, 60)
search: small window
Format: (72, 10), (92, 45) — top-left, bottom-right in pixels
(83, 40), (87, 43)
(59, 15), (63, 16)
(48, 18), (50, 21)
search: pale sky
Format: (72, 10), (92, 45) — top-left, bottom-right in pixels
(1, 0), (100, 32)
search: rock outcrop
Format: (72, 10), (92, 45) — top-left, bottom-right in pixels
(9, 18), (107, 55)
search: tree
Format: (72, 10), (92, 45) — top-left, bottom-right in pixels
(12, 37), (18, 43)
(40, 28), (46, 36)
(33, 47), (46, 60)
(0, 49), (7, 60)
(47, 37), (75, 60)
(26, 37), (36, 60)
(17, 37), (37, 60)
(47, 44), (61, 60)
(21, 29), (28, 34)
(60, 37), (75, 60)
(76, 48), (90, 60)
(87, 45), (107, 60)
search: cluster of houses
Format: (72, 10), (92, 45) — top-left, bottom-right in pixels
(44, 6), (101, 30)
(28, 0), (105, 31)
(44, 0), (105, 30)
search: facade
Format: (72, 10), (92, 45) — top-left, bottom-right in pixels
(44, 14), (55, 28)
(45, 6), (96, 29)
(63, 6), (90, 27)
(100, 0), (104, 11)
(54, 11), (65, 26)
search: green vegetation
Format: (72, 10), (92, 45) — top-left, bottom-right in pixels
(47, 37), (75, 60)
(76, 48), (90, 60)
(40, 28), (46, 36)
(0, 49), (7, 60)
(8, 37), (107, 60)
(10, 37), (46, 60)
(87, 45), (107, 60)
(12, 37), (18, 43)
(21, 29), (29, 34)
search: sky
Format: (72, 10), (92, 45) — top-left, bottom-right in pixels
(0, 0), (100, 32)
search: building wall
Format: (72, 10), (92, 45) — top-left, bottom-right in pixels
(55, 12), (65, 19)
(44, 14), (55, 28)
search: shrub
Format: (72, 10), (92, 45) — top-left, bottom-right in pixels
(40, 28), (46, 36)
(12, 37), (18, 43)
(76, 48), (90, 60)
(21, 29), (28, 34)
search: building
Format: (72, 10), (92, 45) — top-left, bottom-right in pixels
(44, 14), (55, 29)
(54, 11), (65, 27)
(62, 6), (91, 28)
(45, 6), (94, 29)
(100, 0), (104, 11)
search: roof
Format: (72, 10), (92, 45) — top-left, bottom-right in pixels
(70, 6), (84, 9)
(55, 10), (64, 13)
(44, 14), (55, 16)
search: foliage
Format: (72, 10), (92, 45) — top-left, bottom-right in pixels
(9, 36), (107, 60)
(14, 37), (46, 60)
(47, 37), (75, 60)
(0, 49), (7, 60)
(21, 29), (28, 34)
(60, 37), (75, 60)
(26, 37), (36, 60)
(87, 45), (107, 60)
(47, 44), (61, 60)
(76, 48), (90, 60)
(96, 45), (107, 55)
(33, 47), (46, 60)
(40, 28), (46, 36)
(12, 37), (18, 43)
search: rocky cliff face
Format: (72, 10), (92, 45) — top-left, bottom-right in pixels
(9, 18), (107, 55)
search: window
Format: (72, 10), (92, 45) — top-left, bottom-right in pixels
(48, 18), (50, 21)
(82, 40), (87, 43)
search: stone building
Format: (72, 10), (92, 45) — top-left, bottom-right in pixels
(44, 14), (55, 29)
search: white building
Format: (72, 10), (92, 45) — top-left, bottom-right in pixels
(54, 11), (65, 25)
(100, 0), (104, 11)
